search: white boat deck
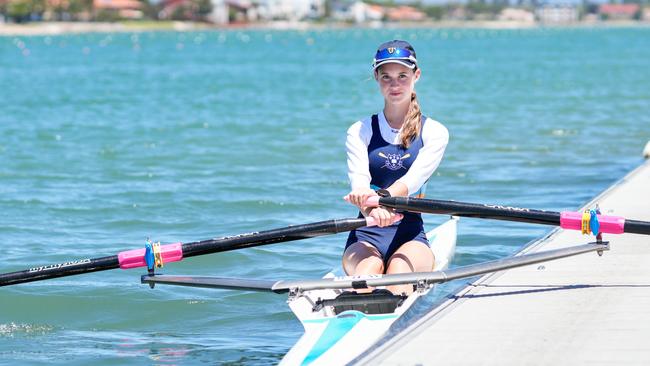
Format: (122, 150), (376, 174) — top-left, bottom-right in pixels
(358, 158), (650, 365)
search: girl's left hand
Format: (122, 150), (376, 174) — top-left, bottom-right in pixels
(368, 207), (398, 227)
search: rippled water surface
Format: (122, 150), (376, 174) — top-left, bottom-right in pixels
(1, 27), (649, 365)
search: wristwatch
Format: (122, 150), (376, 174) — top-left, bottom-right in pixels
(376, 189), (391, 198)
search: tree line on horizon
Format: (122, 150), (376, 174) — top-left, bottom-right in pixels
(0, 0), (211, 23)
(1, 0), (649, 24)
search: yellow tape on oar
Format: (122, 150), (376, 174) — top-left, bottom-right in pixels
(152, 241), (164, 268)
(581, 210), (591, 235)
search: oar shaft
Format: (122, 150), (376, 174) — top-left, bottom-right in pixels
(116, 217), (377, 269)
(624, 219), (650, 236)
(181, 217), (371, 258)
(0, 256), (119, 287)
(370, 197), (650, 236)
(0, 217), (379, 287)
(378, 197), (561, 226)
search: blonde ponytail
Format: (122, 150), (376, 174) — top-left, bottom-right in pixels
(400, 92), (422, 148)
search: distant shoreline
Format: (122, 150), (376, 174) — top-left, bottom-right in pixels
(1, 20), (648, 36)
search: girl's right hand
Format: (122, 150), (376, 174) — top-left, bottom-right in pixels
(345, 188), (377, 209)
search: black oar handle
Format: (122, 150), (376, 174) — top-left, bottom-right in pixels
(0, 217), (370, 287)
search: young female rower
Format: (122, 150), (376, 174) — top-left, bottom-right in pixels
(343, 40), (449, 295)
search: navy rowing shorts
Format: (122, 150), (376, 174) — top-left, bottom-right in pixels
(345, 212), (429, 263)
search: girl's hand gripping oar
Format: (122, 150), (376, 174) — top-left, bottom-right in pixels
(343, 191), (403, 228)
(0, 215), (402, 287)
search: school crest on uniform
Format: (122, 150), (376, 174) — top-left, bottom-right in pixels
(378, 152), (411, 171)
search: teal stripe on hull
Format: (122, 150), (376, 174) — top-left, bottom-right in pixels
(300, 310), (397, 365)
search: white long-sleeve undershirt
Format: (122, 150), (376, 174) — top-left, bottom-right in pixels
(346, 111), (449, 196)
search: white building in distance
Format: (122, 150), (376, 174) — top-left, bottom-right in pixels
(257, 0), (325, 21)
(536, 3), (579, 23)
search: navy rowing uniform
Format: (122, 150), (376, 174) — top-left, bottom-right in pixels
(345, 114), (430, 262)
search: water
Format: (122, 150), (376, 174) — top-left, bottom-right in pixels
(1, 27), (649, 365)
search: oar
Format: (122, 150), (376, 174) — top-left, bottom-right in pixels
(0, 215), (401, 287)
(361, 196), (650, 235)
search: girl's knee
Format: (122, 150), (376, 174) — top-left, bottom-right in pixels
(343, 242), (384, 275)
(386, 241), (434, 273)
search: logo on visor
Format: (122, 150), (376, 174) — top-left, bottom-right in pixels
(378, 152), (411, 171)
(387, 47), (396, 54)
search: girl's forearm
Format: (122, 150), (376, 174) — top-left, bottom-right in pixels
(387, 181), (409, 197)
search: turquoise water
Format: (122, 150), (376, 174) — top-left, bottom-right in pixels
(1, 27), (649, 364)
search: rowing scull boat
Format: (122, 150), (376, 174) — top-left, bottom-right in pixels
(280, 216), (458, 365)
